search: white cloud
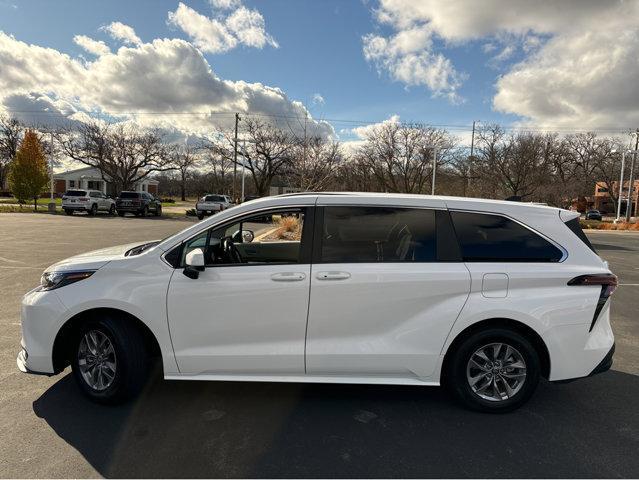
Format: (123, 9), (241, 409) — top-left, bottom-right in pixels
(365, 0), (639, 126)
(0, 31), (332, 140)
(73, 35), (110, 56)
(102, 21), (142, 46)
(167, 3), (236, 54)
(226, 6), (278, 49)
(312, 93), (325, 105)
(350, 114), (401, 140)
(209, 0), (240, 10)
(167, 2), (277, 54)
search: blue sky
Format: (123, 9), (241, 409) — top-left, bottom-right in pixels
(0, 0), (637, 143)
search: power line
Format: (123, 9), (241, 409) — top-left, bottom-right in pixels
(2, 108), (637, 134)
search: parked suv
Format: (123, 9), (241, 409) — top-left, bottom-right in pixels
(116, 191), (162, 217)
(196, 194), (232, 219)
(17, 193), (616, 412)
(62, 189), (115, 216)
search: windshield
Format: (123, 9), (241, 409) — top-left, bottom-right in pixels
(65, 190), (87, 197)
(120, 192), (140, 199)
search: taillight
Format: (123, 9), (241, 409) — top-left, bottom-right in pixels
(79, 197), (88, 202)
(568, 274), (618, 330)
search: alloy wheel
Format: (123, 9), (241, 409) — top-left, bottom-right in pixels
(466, 342), (527, 402)
(77, 330), (117, 391)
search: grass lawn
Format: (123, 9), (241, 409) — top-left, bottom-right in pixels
(0, 197), (62, 206)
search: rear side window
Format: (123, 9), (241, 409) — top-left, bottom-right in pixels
(120, 192), (140, 199)
(450, 211), (563, 262)
(65, 190), (87, 197)
(320, 206), (436, 263)
(564, 217), (596, 253)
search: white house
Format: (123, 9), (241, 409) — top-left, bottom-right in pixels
(53, 166), (159, 196)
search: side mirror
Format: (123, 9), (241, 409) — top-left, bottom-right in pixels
(183, 248), (205, 279)
(232, 229), (254, 243)
(242, 230), (254, 243)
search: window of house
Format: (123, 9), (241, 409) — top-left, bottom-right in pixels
(450, 211), (563, 262)
(68, 180), (75, 188)
(319, 206), (437, 263)
(180, 209), (307, 267)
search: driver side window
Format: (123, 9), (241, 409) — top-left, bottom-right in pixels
(181, 208), (307, 267)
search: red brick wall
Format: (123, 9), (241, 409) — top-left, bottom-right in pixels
(55, 179), (66, 194)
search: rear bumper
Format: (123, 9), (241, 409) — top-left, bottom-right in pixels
(116, 206), (143, 211)
(62, 204), (89, 211)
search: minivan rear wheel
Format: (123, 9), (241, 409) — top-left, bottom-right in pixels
(445, 328), (540, 413)
(71, 316), (149, 404)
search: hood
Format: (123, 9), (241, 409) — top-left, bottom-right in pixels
(46, 241), (158, 272)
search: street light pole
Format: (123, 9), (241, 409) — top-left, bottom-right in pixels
(431, 146), (438, 195)
(241, 139), (246, 202)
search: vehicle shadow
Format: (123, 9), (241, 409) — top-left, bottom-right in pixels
(33, 371), (639, 478)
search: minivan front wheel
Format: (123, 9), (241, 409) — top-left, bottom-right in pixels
(71, 316), (149, 404)
(445, 328), (540, 413)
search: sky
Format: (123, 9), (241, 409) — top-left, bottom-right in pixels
(1, 0), (639, 149)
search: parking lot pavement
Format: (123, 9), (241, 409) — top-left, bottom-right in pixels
(0, 215), (638, 478)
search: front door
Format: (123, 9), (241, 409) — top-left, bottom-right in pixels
(167, 208), (313, 375)
(305, 205), (471, 380)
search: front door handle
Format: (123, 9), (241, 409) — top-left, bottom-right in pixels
(316, 271), (351, 281)
(271, 272), (306, 282)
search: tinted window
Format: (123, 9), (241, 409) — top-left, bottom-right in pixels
(89, 191), (100, 198)
(320, 206), (436, 263)
(205, 195), (225, 202)
(65, 190), (87, 197)
(450, 211), (563, 262)
(120, 192), (140, 199)
(564, 217), (596, 253)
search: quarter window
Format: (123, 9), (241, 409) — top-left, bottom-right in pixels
(450, 211), (563, 262)
(320, 206), (437, 263)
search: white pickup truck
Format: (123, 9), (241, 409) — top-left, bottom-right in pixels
(195, 194), (233, 220)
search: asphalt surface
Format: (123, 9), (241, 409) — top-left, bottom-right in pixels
(0, 213), (638, 478)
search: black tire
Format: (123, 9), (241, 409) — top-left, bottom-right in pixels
(155, 205), (162, 217)
(444, 327), (540, 413)
(109, 204), (116, 216)
(141, 205), (148, 217)
(71, 315), (149, 404)
(88, 203), (98, 216)
(64, 209), (73, 216)
(197, 212), (204, 220)
(117, 210), (125, 217)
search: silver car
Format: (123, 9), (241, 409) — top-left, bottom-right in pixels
(62, 189), (116, 216)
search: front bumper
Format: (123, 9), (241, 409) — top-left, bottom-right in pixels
(17, 288), (68, 375)
(589, 343), (614, 376)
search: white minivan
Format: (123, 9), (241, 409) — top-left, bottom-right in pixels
(17, 193), (616, 412)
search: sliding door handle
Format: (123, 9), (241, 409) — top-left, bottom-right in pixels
(316, 271), (351, 281)
(271, 272), (306, 282)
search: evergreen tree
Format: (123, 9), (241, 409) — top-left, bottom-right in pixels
(8, 130), (49, 211)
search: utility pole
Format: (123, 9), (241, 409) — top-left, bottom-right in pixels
(431, 146), (438, 195)
(625, 129), (639, 222)
(232, 113), (240, 202)
(467, 120), (476, 196)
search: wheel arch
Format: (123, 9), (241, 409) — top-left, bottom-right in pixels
(441, 318), (551, 381)
(51, 307), (162, 374)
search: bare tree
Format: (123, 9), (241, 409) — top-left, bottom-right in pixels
(0, 116), (24, 190)
(356, 122), (457, 194)
(57, 122), (173, 194)
(201, 138), (234, 195)
(214, 117), (295, 198)
(286, 136), (342, 191)
(168, 143), (201, 201)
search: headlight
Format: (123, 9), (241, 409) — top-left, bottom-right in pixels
(39, 270), (95, 291)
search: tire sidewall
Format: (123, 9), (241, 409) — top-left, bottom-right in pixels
(447, 328), (541, 413)
(71, 319), (132, 404)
